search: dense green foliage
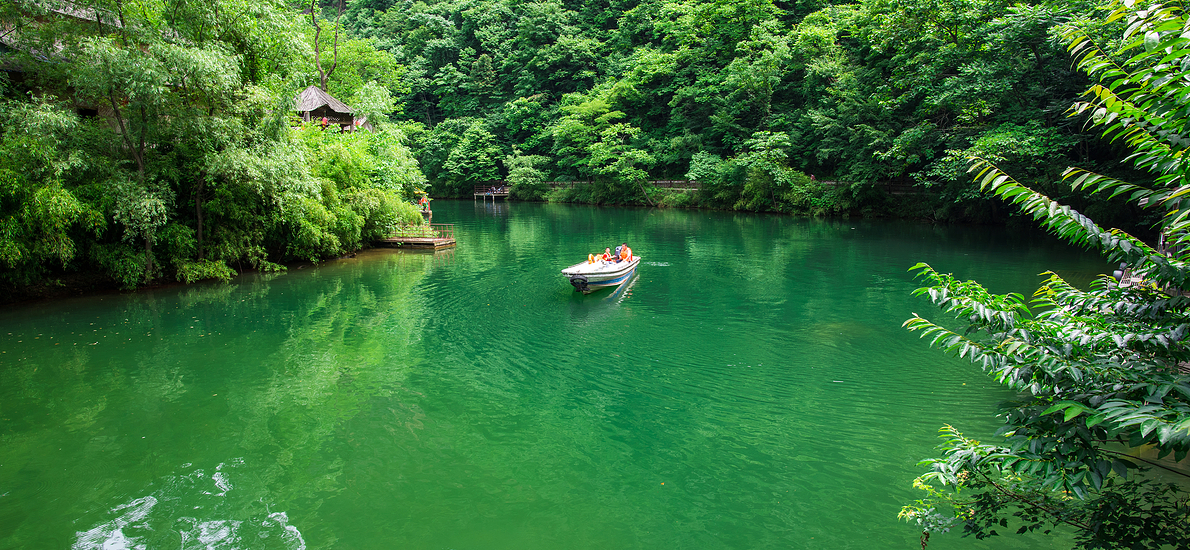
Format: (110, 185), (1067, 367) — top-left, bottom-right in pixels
(337, 0), (1145, 222)
(902, 1), (1190, 547)
(0, 0), (1171, 291)
(0, 0), (424, 291)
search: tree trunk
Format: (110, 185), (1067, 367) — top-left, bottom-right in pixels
(143, 237), (154, 283)
(195, 178), (205, 260)
(107, 92), (145, 183)
(637, 179), (656, 207)
(311, 0), (344, 91)
(329, 0), (343, 88)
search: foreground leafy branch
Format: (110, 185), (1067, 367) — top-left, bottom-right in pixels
(903, 1), (1190, 547)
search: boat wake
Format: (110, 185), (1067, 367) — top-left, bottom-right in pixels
(73, 459), (305, 550)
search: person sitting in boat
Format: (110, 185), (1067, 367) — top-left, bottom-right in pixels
(600, 247), (613, 262)
(619, 242), (633, 262)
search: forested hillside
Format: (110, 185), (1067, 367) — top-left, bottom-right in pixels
(0, 0), (1153, 294)
(341, 0), (1146, 223)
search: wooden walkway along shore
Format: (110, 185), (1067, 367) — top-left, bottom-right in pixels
(547, 180), (702, 192)
(470, 179), (950, 198)
(470, 180), (703, 200)
(376, 224), (456, 249)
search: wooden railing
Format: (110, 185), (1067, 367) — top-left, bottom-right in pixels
(473, 184), (509, 195)
(430, 223), (454, 240)
(546, 180), (590, 189)
(546, 180), (702, 190)
(648, 180), (701, 190)
(391, 223), (454, 240)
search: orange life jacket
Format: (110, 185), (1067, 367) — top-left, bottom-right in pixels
(619, 246), (632, 261)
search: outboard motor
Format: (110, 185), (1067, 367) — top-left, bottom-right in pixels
(1113, 262), (1127, 285)
(569, 274), (590, 293)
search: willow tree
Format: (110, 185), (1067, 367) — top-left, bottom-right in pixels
(901, 1), (1190, 548)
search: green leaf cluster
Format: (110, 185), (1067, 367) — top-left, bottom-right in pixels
(903, 2), (1190, 546)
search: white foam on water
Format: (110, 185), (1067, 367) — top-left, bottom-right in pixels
(643, 261), (670, 266)
(73, 460), (305, 550)
(177, 519), (242, 548)
(197, 520), (238, 545)
(267, 513), (306, 550)
(98, 528), (136, 550)
(211, 471), (231, 496)
(73, 496), (157, 550)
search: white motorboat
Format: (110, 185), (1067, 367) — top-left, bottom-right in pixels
(561, 256), (641, 293)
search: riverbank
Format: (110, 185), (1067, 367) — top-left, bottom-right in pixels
(3, 193), (1126, 304)
(0, 257), (324, 306)
(452, 184), (1151, 236)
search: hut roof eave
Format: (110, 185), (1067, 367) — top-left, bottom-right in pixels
(295, 85), (352, 114)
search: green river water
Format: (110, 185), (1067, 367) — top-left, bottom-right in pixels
(0, 200), (1107, 549)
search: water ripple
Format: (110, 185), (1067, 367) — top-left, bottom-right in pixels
(72, 460), (305, 550)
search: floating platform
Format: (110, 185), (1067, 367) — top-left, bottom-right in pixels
(377, 224), (456, 249)
(375, 237), (455, 249)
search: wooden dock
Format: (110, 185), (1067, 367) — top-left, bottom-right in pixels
(376, 224), (456, 249)
(474, 184), (509, 200)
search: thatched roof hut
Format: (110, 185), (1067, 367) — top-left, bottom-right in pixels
(295, 85), (354, 129)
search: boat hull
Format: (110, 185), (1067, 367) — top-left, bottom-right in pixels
(561, 257), (641, 293)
